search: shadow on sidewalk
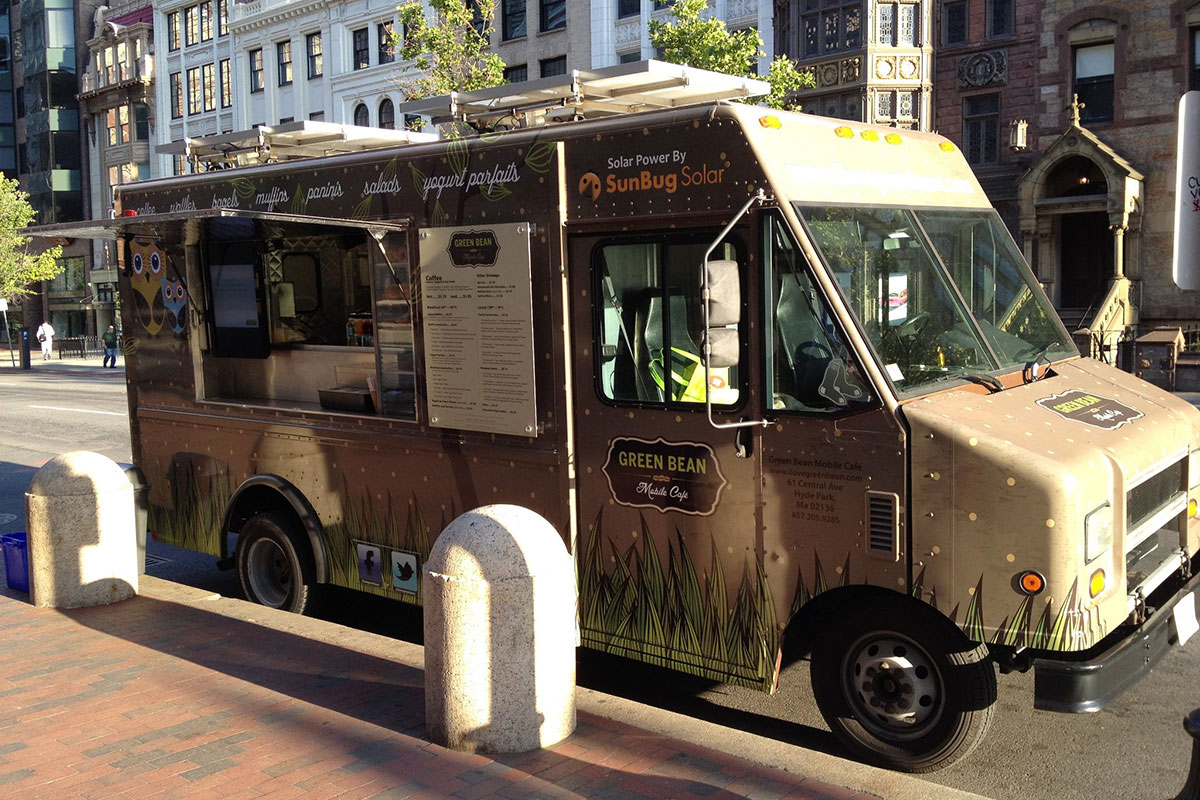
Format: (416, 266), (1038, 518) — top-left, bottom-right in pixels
(52, 595), (841, 799)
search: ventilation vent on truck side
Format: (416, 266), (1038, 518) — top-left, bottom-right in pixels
(865, 491), (900, 561)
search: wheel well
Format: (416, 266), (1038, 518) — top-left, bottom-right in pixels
(782, 585), (961, 665)
(223, 479), (328, 583)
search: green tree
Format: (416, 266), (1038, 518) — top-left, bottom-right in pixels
(0, 177), (62, 300)
(394, 0), (505, 101)
(648, 0), (811, 110)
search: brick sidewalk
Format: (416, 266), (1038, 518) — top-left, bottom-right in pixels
(0, 578), (984, 800)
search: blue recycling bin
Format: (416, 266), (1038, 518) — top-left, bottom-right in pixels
(2, 532), (29, 593)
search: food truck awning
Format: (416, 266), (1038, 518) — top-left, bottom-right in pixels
(24, 208), (410, 242)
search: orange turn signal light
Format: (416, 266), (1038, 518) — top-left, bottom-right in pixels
(1189, 498), (1197, 518)
(834, 126), (854, 139)
(758, 115), (782, 129)
(1018, 571), (1045, 595)
(1089, 568), (1106, 598)
(885, 133), (903, 145)
(860, 130), (879, 142)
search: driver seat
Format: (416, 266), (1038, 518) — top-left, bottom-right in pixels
(776, 275), (832, 404)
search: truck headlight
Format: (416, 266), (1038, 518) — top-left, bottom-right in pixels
(1085, 502), (1113, 563)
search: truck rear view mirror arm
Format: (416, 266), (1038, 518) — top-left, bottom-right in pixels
(702, 189), (769, 432)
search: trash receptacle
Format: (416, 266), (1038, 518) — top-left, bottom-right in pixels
(2, 532), (29, 592)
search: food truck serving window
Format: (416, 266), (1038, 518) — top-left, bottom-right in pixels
(595, 234), (743, 407)
(197, 213), (416, 420)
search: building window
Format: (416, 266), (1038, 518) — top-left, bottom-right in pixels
(167, 11), (181, 51)
(187, 66), (203, 114)
(942, 1), (967, 47)
(379, 98), (395, 129)
(405, 114), (422, 130)
(200, 1), (213, 41)
(877, 1), (918, 47)
(353, 103), (369, 126)
(1074, 42), (1114, 124)
(1191, 28), (1199, 91)
(353, 27), (369, 70)
(540, 56), (566, 77)
(801, 0), (862, 59)
(503, 0), (526, 40)
(378, 22), (395, 64)
(203, 62), (216, 110)
(185, 5), (199, 47)
(134, 103), (149, 140)
(217, 0), (229, 37)
(503, 64), (528, 83)
(170, 72), (183, 118)
(307, 32), (323, 78)
(540, 0), (566, 32)
(310, 110), (325, 121)
(963, 94), (1000, 166)
(105, 106), (129, 145)
(619, 51), (641, 64)
(986, 0), (1014, 39)
(277, 40), (293, 85)
(249, 48), (264, 92)
(220, 59), (231, 107)
(618, 0), (639, 19)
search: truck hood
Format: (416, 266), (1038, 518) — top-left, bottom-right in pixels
(900, 358), (1200, 652)
(903, 358), (1200, 481)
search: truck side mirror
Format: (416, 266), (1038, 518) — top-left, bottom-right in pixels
(703, 259), (740, 368)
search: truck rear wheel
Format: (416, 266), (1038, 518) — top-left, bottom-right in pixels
(236, 512), (317, 615)
(810, 603), (996, 772)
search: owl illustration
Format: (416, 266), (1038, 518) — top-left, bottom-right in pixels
(161, 278), (188, 335)
(128, 239), (165, 335)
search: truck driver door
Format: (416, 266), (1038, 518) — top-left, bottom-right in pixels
(568, 226), (774, 692)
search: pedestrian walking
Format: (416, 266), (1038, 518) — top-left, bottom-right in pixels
(101, 324), (118, 368)
(36, 320), (54, 360)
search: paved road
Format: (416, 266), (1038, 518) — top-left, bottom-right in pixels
(1, 364), (1196, 800)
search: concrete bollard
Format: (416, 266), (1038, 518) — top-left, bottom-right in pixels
(424, 504), (576, 753)
(25, 451), (138, 608)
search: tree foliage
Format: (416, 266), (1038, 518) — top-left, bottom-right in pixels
(0, 177), (62, 299)
(394, 0), (505, 100)
(648, 0), (812, 110)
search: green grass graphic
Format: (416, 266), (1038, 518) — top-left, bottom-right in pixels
(578, 508), (778, 692)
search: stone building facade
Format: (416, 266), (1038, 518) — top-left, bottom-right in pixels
(1012, 0), (1200, 348)
(775, 0), (936, 130)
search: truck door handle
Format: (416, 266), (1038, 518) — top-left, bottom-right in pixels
(735, 422), (753, 459)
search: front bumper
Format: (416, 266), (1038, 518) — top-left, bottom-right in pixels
(1033, 567), (1200, 712)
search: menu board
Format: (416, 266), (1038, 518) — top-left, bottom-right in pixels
(420, 222), (538, 437)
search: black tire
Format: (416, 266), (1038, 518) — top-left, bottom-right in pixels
(810, 602), (996, 773)
(235, 512), (317, 615)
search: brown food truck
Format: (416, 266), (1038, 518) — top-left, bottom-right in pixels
(37, 63), (1200, 772)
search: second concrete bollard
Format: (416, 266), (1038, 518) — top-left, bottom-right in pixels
(424, 504), (576, 753)
(24, 451), (138, 608)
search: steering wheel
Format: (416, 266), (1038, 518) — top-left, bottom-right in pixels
(894, 311), (931, 340)
(797, 341), (834, 360)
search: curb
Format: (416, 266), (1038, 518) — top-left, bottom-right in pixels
(140, 575), (990, 800)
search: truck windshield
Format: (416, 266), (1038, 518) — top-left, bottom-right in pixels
(795, 204), (1076, 396)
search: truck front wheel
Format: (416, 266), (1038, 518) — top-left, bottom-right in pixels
(810, 604), (996, 772)
(236, 512), (317, 615)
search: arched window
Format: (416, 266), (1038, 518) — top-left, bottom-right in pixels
(379, 97), (395, 129)
(353, 102), (369, 126)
